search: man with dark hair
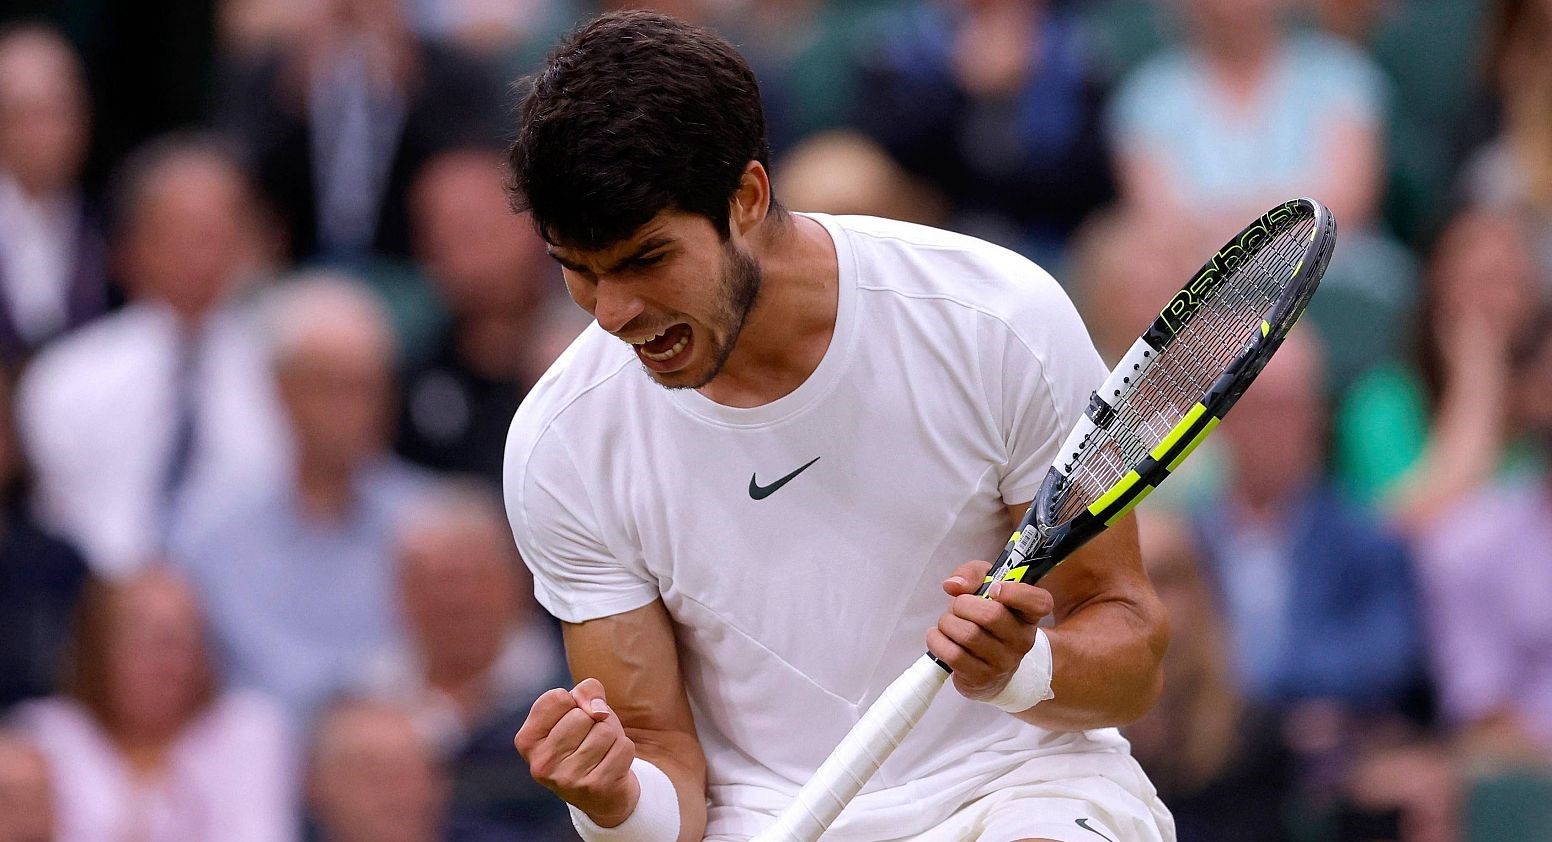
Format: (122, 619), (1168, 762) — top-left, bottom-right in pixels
(504, 12), (1174, 842)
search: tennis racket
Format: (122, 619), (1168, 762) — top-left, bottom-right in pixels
(753, 197), (1337, 842)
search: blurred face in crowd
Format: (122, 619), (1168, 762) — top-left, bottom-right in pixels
(99, 572), (213, 741)
(398, 502), (521, 681)
(310, 703), (445, 842)
(1218, 329), (1326, 507)
(1075, 210), (1202, 365)
(120, 152), (259, 320)
(409, 150), (549, 316)
(275, 300), (394, 480)
(1428, 211), (1539, 342)
(0, 27), (88, 196)
(0, 735), (52, 842)
(551, 209), (764, 391)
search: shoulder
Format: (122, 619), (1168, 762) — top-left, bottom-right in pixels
(504, 324), (636, 494)
(1111, 47), (1194, 111)
(831, 215), (1069, 312)
(7, 696), (100, 745)
(828, 214), (1091, 362)
(18, 306), (159, 408)
(1287, 32), (1387, 105)
(197, 691), (293, 744)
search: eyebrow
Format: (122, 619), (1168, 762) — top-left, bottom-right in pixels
(548, 237), (673, 275)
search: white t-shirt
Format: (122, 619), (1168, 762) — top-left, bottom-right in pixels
(505, 214), (1127, 839)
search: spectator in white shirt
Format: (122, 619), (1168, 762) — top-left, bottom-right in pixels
(7, 569), (296, 842)
(15, 135), (290, 577)
(175, 274), (429, 729)
(0, 24), (109, 362)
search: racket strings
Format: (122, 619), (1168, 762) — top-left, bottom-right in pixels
(1054, 217), (1315, 522)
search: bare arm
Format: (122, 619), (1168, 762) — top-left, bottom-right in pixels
(1027, 510), (1169, 729)
(929, 507), (1168, 731)
(515, 600), (707, 841)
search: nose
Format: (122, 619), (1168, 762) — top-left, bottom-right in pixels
(590, 276), (645, 334)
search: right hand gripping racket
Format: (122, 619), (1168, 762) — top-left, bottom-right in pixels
(753, 197), (1337, 842)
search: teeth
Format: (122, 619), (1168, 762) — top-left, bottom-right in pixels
(624, 327), (671, 346)
(642, 333), (689, 362)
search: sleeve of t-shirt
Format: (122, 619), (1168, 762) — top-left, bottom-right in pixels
(505, 427), (660, 624)
(980, 262), (1109, 506)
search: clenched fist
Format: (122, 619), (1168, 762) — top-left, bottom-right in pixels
(515, 678), (640, 827)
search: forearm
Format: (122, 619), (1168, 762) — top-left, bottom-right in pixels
(626, 729), (708, 842)
(1014, 594), (1167, 731)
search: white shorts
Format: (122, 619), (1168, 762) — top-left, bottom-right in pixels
(907, 753), (1175, 842)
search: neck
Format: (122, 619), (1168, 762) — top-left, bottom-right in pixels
(697, 213), (840, 408)
(296, 462), (356, 521)
(1200, 28), (1277, 82)
(113, 724), (182, 774)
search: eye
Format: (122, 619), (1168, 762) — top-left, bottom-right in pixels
(628, 253), (667, 270)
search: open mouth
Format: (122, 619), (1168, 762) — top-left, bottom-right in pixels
(624, 323), (694, 371)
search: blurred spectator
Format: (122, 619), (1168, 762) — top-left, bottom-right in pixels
(0, 362), (87, 710)
(394, 148), (554, 485)
(1335, 208), (1545, 535)
(404, 0), (576, 70)
(707, 0), (867, 152)
(1413, 318), (1552, 767)
(1108, 0), (1384, 233)
(1125, 511), (1292, 841)
(305, 698), (508, 842)
(774, 130), (947, 227)
(359, 483), (569, 836)
(1195, 328), (1428, 715)
(0, 24), (109, 362)
(175, 274), (429, 728)
(15, 135), (289, 578)
(7, 569), (295, 842)
(1106, 0), (1417, 391)
(1461, 0), (1552, 282)
(217, 0), (504, 263)
(0, 730), (52, 842)
(852, 0), (1116, 263)
(1329, 739), (1460, 842)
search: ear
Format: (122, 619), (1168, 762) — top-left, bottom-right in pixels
(728, 160), (771, 239)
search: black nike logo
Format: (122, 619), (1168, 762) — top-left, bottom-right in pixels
(748, 457), (820, 500)
(1075, 818), (1116, 841)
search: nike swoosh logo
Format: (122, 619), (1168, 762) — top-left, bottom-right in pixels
(748, 457), (821, 500)
(1075, 819), (1116, 842)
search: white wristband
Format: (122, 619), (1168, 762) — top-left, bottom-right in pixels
(569, 757), (681, 842)
(986, 628), (1055, 713)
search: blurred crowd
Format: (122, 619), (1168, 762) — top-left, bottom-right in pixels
(0, 0), (1548, 840)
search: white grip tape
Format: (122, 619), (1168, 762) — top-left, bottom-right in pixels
(752, 655), (949, 842)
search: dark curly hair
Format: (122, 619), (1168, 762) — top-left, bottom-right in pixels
(506, 10), (774, 250)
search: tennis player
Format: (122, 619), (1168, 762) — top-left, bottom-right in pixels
(503, 11), (1174, 842)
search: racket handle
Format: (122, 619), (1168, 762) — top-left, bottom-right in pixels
(751, 654), (949, 842)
